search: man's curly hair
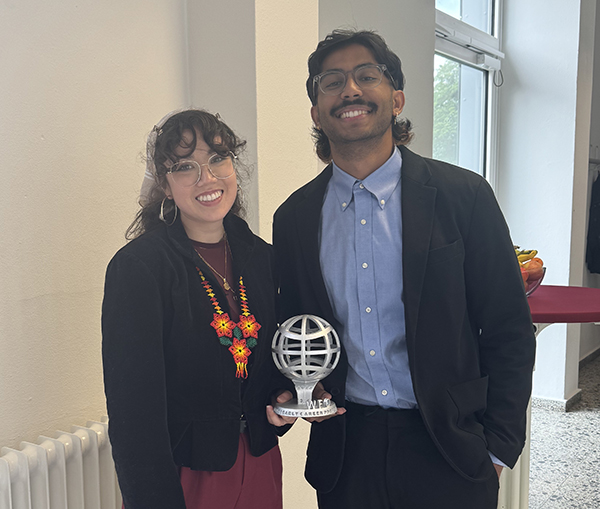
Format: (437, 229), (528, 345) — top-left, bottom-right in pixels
(306, 29), (413, 163)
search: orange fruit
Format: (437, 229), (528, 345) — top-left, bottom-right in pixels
(524, 258), (544, 281)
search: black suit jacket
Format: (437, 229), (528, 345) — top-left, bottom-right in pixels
(273, 146), (536, 493)
(102, 214), (283, 508)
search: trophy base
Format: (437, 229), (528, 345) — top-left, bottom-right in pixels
(273, 399), (338, 418)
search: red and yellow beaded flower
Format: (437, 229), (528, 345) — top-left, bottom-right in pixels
(197, 268), (260, 378)
(229, 338), (252, 378)
(211, 313), (236, 338)
(238, 315), (261, 339)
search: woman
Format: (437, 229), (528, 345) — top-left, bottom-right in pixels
(102, 109), (293, 509)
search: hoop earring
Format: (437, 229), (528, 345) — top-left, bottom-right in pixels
(159, 197), (178, 226)
(394, 113), (402, 125)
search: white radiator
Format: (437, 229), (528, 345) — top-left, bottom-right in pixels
(0, 417), (121, 509)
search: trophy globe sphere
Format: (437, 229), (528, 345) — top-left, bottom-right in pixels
(271, 314), (341, 383)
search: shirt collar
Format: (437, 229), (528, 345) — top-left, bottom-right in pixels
(330, 147), (403, 211)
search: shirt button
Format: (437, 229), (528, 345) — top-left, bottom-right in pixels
(342, 202), (347, 208)
(380, 199), (385, 205)
(359, 183), (365, 189)
(381, 390), (388, 396)
(362, 262), (368, 269)
(360, 219), (366, 225)
(365, 307), (372, 313)
(369, 350), (376, 356)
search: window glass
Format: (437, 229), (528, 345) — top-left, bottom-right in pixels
(435, 0), (493, 34)
(433, 54), (487, 175)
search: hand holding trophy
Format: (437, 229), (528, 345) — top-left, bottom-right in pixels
(271, 315), (341, 418)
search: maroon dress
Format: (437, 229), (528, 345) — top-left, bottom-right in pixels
(179, 238), (283, 509)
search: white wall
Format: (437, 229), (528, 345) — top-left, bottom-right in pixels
(580, 0), (600, 361)
(499, 0), (598, 404)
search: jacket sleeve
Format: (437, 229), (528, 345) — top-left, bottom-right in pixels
(464, 179), (536, 468)
(102, 251), (186, 509)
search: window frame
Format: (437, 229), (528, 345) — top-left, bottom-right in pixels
(434, 0), (503, 189)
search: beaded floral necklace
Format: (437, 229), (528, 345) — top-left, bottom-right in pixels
(197, 268), (261, 378)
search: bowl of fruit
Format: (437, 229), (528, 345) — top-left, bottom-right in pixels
(515, 247), (545, 296)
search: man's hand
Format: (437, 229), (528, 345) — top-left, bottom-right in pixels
(304, 382), (346, 423)
(493, 464), (503, 479)
(266, 390), (297, 426)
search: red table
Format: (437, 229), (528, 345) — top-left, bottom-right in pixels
(528, 285), (600, 324)
(499, 285), (600, 509)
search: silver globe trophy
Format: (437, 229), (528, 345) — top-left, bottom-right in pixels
(271, 314), (341, 418)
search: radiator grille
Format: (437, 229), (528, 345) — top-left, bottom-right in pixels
(0, 417), (121, 509)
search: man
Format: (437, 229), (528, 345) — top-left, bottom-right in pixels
(272, 29), (536, 508)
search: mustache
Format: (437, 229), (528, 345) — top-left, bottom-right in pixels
(330, 99), (378, 117)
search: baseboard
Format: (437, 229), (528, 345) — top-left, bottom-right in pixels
(531, 389), (582, 412)
(579, 346), (600, 368)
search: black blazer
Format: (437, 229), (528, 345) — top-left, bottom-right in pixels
(273, 146), (536, 493)
(102, 214), (283, 509)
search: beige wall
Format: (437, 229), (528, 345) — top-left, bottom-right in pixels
(0, 0), (190, 447)
(255, 0), (321, 241)
(255, 3), (321, 506)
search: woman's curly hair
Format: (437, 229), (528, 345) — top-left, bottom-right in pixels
(126, 110), (247, 239)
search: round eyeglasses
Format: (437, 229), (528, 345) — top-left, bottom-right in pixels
(166, 152), (237, 187)
(313, 64), (394, 97)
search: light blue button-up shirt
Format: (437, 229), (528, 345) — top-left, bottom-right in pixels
(319, 148), (417, 409)
(318, 148), (506, 467)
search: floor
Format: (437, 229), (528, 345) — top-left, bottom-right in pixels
(528, 355), (600, 508)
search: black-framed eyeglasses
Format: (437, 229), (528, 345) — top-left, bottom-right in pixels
(166, 152), (237, 187)
(313, 64), (396, 97)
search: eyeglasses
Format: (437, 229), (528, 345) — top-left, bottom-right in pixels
(313, 64), (395, 97)
(166, 152), (237, 187)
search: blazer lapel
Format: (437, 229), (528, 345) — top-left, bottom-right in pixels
(295, 166), (336, 323)
(399, 146), (437, 344)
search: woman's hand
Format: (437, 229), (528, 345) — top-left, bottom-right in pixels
(266, 390), (297, 426)
(266, 383), (346, 425)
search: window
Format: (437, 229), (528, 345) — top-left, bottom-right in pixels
(433, 55), (486, 175)
(436, 0), (494, 35)
(433, 1), (503, 182)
